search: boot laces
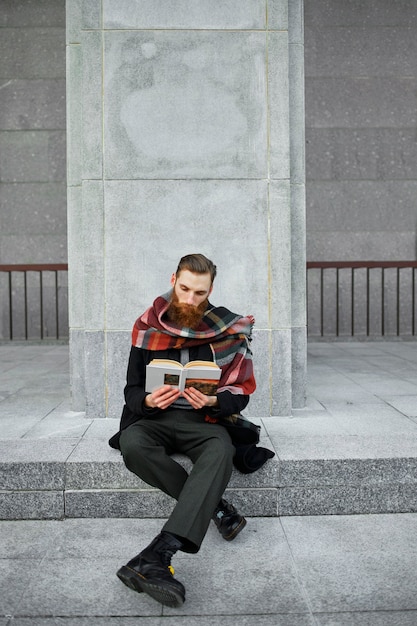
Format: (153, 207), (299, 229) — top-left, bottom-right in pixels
(215, 499), (237, 521)
(157, 540), (178, 575)
(159, 547), (175, 567)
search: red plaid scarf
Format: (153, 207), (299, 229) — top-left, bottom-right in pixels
(132, 291), (256, 395)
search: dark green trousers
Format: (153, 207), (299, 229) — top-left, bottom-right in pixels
(119, 409), (235, 553)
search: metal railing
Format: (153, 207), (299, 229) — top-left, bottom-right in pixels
(307, 261), (417, 338)
(0, 264), (69, 340)
(2, 262), (417, 341)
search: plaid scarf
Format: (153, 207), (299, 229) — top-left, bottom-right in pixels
(132, 290), (256, 395)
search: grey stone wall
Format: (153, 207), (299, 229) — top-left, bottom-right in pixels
(0, 0), (67, 264)
(4, 0), (416, 347)
(66, 0), (306, 418)
(0, 0), (67, 339)
(305, 0), (417, 262)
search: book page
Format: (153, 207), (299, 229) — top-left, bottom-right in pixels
(146, 360), (221, 393)
(183, 360), (219, 370)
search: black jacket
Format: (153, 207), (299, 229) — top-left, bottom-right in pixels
(109, 344), (274, 473)
(122, 344), (249, 428)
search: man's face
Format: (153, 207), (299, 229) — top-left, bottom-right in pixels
(171, 270), (212, 306)
(167, 270), (213, 329)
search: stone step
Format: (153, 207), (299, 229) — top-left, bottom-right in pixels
(1, 438), (417, 519)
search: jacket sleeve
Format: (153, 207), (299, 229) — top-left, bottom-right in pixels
(124, 344), (251, 420)
(207, 389), (250, 418)
(188, 344), (251, 417)
(124, 346), (159, 418)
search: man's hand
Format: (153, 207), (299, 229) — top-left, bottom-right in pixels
(182, 387), (218, 410)
(145, 385), (181, 410)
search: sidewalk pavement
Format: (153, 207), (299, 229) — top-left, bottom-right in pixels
(1, 341), (417, 625)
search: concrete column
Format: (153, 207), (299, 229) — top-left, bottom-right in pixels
(66, 0), (306, 418)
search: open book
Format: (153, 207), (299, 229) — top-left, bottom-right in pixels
(145, 359), (221, 395)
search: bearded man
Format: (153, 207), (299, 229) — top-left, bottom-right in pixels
(109, 253), (273, 608)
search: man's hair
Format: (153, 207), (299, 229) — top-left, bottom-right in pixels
(175, 253), (217, 283)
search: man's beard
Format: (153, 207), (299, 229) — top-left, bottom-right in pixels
(166, 292), (208, 329)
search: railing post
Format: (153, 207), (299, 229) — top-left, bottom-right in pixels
(396, 267), (401, 336)
(336, 268), (339, 337)
(320, 268), (324, 337)
(55, 271), (59, 340)
(351, 268), (355, 337)
(366, 267), (370, 336)
(8, 272), (13, 340)
(24, 271), (28, 340)
(381, 268), (385, 337)
(413, 267), (416, 336)
(39, 271), (44, 340)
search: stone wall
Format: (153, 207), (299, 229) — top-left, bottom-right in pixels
(0, 0), (67, 263)
(2, 0), (416, 347)
(305, 0), (417, 262)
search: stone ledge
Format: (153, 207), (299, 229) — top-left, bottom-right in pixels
(0, 490), (64, 520)
(279, 457), (417, 486)
(279, 484), (417, 516)
(64, 487), (278, 519)
(2, 480), (417, 520)
(1, 436), (417, 519)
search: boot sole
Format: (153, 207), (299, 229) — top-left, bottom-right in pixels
(117, 565), (185, 608)
(223, 516), (247, 541)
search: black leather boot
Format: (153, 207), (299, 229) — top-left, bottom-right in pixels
(116, 531), (186, 607)
(213, 498), (247, 541)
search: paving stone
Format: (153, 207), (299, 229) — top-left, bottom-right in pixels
(1, 515), (416, 622)
(16, 557), (161, 617)
(295, 553), (417, 613)
(315, 611), (417, 626)
(163, 519), (310, 617)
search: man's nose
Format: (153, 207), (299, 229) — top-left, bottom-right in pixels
(186, 293), (196, 305)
